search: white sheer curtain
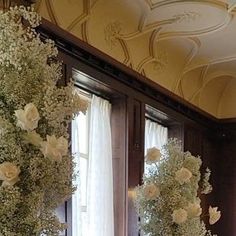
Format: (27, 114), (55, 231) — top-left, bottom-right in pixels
(145, 119), (168, 153)
(87, 95), (114, 236)
(72, 115), (82, 236)
(72, 95), (114, 236)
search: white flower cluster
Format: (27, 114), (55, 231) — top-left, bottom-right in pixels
(135, 140), (221, 236)
(0, 6), (87, 235)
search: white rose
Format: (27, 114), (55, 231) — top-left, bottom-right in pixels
(186, 202), (202, 218)
(0, 162), (20, 186)
(57, 136), (69, 156)
(15, 103), (40, 131)
(143, 183), (160, 200)
(175, 167), (192, 185)
(209, 206), (221, 225)
(41, 135), (68, 162)
(145, 147), (161, 164)
(172, 208), (188, 224)
(23, 131), (43, 147)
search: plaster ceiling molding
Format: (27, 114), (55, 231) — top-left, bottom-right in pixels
(135, 29), (165, 73)
(207, 60), (236, 76)
(172, 11), (201, 24)
(104, 20), (123, 49)
(228, 0), (236, 11)
(126, 31), (157, 71)
(36, 0), (53, 23)
(90, 0), (99, 8)
(36, 0), (236, 118)
(103, 20), (131, 64)
(184, 60), (236, 102)
(123, 2), (221, 40)
(217, 77), (236, 118)
(203, 70), (236, 85)
(185, 17), (236, 71)
(144, 0), (231, 41)
(38, 0), (91, 30)
(180, 67), (205, 102)
(87, 0), (144, 65)
(143, 38), (193, 90)
(173, 37), (201, 94)
(194, 69), (236, 118)
(151, 49), (168, 73)
(199, 76), (231, 117)
(181, 63), (236, 114)
(183, 69), (234, 105)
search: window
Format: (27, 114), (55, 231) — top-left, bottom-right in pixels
(72, 91), (91, 236)
(144, 118), (168, 173)
(71, 88), (114, 236)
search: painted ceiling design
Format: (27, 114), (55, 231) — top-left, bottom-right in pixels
(36, 0), (236, 119)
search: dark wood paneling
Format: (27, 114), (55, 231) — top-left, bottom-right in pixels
(212, 130), (236, 236)
(111, 97), (128, 236)
(184, 124), (203, 157)
(127, 98), (145, 236)
(128, 98), (145, 188)
(181, 122), (236, 236)
(168, 124), (184, 145)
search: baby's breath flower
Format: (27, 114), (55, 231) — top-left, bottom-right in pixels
(0, 6), (87, 235)
(143, 183), (160, 200)
(186, 202), (202, 218)
(134, 140), (220, 236)
(172, 208), (188, 224)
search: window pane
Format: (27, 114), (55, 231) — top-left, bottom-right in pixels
(78, 112), (88, 154)
(81, 211), (88, 235)
(80, 157), (88, 207)
(144, 118), (168, 174)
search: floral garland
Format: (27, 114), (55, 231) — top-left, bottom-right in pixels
(0, 6), (87, 235)
(135, 140), (221, 236)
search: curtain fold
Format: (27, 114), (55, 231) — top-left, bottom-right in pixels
(87, 95), (114, 236)
(145, 119), (168, 153)
(72, 116), (82, 236)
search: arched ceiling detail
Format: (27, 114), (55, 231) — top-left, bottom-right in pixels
(37, 0), (236, 119)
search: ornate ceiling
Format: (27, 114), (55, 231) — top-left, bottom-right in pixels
(37, 0), (236, 119)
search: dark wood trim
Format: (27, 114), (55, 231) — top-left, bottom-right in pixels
(111, 97), (128, 236)
(219, 118), (236, 124)
(127, 98), (145, 236)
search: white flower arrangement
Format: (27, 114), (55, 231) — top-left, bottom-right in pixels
(0, 6), (87, 235)
(135, 139), (221, 236)
(145, 147), (161, 164)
